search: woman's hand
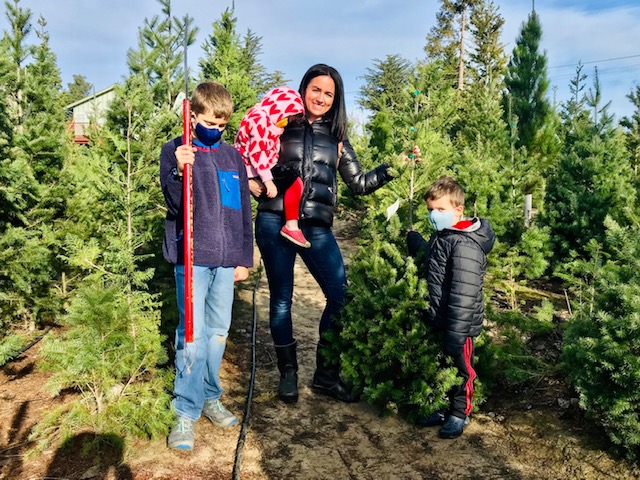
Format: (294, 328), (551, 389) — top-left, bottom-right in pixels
(175, 144), (197, 174)
(248, 178), (266, 197)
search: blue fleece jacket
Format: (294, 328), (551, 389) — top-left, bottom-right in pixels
(160, 137), (253, 268)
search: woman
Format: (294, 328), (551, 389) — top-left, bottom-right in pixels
(250, 64), (392, 404)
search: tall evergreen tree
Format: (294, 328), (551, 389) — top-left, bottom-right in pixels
(502, 6), (560, 235)
(503, 8), (551, 153)
(21, 15), (65, 185)
(425, 0), (482, 90)
(32, 0), (178, 446)
(2, 0), (31, 134)
(358, 54), (412, 160)
(61, 74), (93, 108)
(199, 5), (285, 137)
(138, 0), (193, 111)
(0, 34), (18, 232)
(467, 0), (507, 85)
(107, 0), (191, 168)
(0, 2), (65, 338)
(621, 86), (640, 188)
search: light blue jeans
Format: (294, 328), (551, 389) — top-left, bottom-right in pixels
(173, 265), (235, 420)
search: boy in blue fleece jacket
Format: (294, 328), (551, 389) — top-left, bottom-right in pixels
(160, 82), (253, 450)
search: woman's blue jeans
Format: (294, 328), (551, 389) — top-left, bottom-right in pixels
(255, 212), (347, 346)
(173, 265), (234, 420)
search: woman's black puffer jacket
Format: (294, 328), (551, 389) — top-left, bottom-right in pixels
(258, 119), (390, 227)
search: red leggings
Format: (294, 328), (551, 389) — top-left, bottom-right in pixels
(283, 177), (303, 222)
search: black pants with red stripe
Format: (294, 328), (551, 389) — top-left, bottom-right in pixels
(448, 337), (476, 419)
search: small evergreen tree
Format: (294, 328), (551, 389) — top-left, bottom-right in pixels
(35, 79), (172, 449)
(335, 212), (459, 420)
(543, 70), (634, 266)
(563, 217), (640, 462)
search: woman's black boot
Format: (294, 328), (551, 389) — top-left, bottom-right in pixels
(275, 341), (298, 403)
(311, 342), (356, 403)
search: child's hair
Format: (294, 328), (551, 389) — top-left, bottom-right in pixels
(424, 176), (465, 207)
(190, 82), (233, 119)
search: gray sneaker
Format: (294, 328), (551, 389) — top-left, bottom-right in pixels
(168, 416), (194, 450)
(202, 399), (238, 427)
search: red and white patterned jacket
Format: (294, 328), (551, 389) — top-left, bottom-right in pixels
(234, 86), (305, 183)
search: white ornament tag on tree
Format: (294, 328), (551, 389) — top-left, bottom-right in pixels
(386, 199), (401, 221)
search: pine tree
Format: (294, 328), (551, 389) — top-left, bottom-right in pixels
(0, 38), (18, 231)
(503, 8), (551, 153)
(358, 54), (412, 161)
(138, 0), (193, 111)
(337, 62), (464, 418)
(543, 69), (634, 266)
(334, 210), (459, 420)
(108, 0), (193, 143)
(563, 217), (640, 462)
(425, 0), (482, 90)
(35, 76), (172, 449)
(32, 0), (178, 448)
(199, 5), (285, 137)
(450, 0), (509, 226)
(61, 74), (93, 108)
(620, 85), (640, 187)
(21, 16), (65, 185)
(467, 0), (507, 85)
(0, 2), (65, 339)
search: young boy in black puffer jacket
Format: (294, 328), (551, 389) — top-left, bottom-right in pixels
(407, 176), (495, 439)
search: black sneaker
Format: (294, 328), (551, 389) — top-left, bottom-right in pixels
(416, 411), (446, 427)
(439, 415), (468, 439)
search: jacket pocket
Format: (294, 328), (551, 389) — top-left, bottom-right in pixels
(218, 170), (241, 210)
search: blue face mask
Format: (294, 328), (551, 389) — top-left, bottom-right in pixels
(428, 210), (455, 231)
(195, 123), (223, 146)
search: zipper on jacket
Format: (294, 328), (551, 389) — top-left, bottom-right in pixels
(300, 122), (315, 219)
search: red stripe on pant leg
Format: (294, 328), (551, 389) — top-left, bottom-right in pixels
(464, 337), (476, 416)
(284, 177), (303, 222)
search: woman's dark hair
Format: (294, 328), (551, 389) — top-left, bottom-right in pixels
(299, 63), (347, 141)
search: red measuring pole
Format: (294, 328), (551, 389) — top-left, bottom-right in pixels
(182, 23), (194, 343)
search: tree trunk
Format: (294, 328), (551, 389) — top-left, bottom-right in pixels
(457, 6), (466, 91)
(524, 193), (533, 227)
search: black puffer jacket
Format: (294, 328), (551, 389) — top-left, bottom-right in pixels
(407, 218), (495, 355)
(257, 119), (390, 226)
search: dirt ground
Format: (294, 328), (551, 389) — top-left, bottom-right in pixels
(1, 221), (640, 479)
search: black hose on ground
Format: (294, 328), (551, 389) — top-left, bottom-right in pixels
(232, 260), (263, 480)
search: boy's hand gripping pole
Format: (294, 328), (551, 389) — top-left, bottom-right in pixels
(182, 25), (194, 343)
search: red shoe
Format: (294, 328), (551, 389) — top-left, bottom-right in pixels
(280, 226), (311, 248)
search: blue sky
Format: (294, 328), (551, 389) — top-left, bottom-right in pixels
(3, 0), (640, 122)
